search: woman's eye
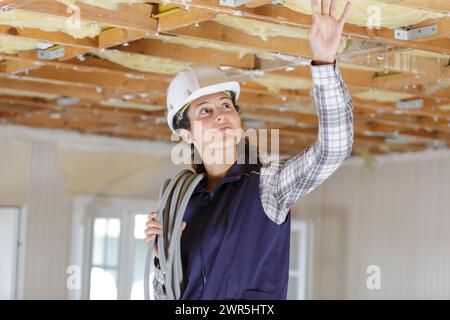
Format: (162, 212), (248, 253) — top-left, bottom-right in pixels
(222, 103), (231, 109)
(199, 108), (210, 114)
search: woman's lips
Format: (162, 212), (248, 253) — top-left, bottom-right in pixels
(217, 125), (232, 131)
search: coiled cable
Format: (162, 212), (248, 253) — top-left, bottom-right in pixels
(144, 170), (205, 300)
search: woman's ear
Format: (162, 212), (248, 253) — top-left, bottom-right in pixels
(179, 128), (193, 144)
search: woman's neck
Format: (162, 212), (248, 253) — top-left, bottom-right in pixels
(203, 149), (237, 192)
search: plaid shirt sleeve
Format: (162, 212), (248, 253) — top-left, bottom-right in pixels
(259, 62), (354, 225)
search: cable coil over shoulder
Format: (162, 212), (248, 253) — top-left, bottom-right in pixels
(144, 169), (205, 300)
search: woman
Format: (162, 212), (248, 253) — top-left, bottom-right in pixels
(145, 0), (353, 299)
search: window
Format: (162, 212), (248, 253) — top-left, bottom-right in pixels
(288, 220), (313, 300)
(70, 196), (158, 300)
(0, 206), (25, 300)
(89, 218), (121, 300)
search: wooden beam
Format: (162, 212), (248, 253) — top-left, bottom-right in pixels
(167, 20), (313, 57)
(0, 25), (97, 48)
(98, 28), (147, 49)
(4, 0), (36, 9)
(21, 65), (168, 93)
(0, 96), (165, 118)
(354, 107), (450, 133)
(1, 93), (446, 153)
(18, 0), (157, 32)
(0, 58), (36, 74)
(117, 37), (256, 69)
(275, 64), (450, 101)
(157, 8), (217, 32)
(1, 23), (446, 99)
(244, 0), (272, 9)
(0, 53), (448, 137)
(245, 103), (450, 139)
(0, 73), (103, 100)
(0, 25), (147, 50)
(152, 0), (450, 55)
(0, 53), (169, 82)
(354, 120), (450, 142)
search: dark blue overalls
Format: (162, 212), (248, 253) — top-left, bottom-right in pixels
(180, 161), (291, 300)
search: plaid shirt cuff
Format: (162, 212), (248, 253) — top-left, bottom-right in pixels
(310, 62), (342, 86)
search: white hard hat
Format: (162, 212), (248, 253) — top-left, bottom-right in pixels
(166, 64), (240, 135)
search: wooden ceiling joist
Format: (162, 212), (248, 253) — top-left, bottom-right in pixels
(151, 0), (450, 54)
(0, 0), (447, 156)
(18, 0), (158, 32)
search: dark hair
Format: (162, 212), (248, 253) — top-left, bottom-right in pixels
(172, 91), (261, 174)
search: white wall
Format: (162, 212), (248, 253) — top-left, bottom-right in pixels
(23, 141), (72, 299)
(293, 150), (450, 299)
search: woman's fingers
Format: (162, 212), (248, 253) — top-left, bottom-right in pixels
(144, 210), (187, 246)
(144, 210), (161, 245)
(144, 229), (160, 244)
(144, 228), (160, 240)
(321, 0), (329, 16)
(146, 218), (162, 229)
(146, 211), (160, 227)
(329, 0), (337, 17)
(181, 221), (187, 235)
(145, 227), (161, 235)
(311, 0), (319, 15)
(147, 211), (158, 221)
(146, 219), (161, 227)
(338, 1), (352, 28)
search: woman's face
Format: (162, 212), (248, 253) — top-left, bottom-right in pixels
(180, 91), (242, 163)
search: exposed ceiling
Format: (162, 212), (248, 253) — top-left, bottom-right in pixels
(0, 0), (449, 157)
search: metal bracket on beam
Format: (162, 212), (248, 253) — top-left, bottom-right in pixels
(394, 24), (437, 41)
(219, 0), (248, 7)
(37, 46), (65, 60)
(1, 0), (35, 11)
(396, 99), (424, 110)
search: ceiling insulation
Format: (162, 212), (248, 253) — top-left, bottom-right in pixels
(353, 89), (415, 102)
(0, 0), (447, 156)
(57, 0), (150, 10)
(337, 62), (383, 72)
(213, 14), (348, 53)
(407, 49), (449, 60)
(0, 87), (58, 100)
(0, 35), (39, 54)
(422, 79), (450, 95)
(151, 33), (315, 67)
(338, 48), (450, 76)
(0, 10), (101, 38)
(99, 99), (165, 111)
(94, 49), (189, 74)
(214, 14), (311, 41)
(147, 33), (260, 59)
(250, 74), (312, 93)
(282, 0), (445, 29)
(381, 50), (448, 75)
